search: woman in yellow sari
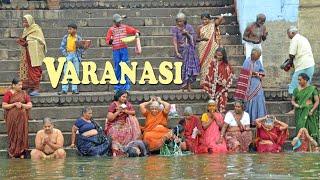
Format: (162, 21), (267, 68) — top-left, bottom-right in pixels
(197, 13), (224, 87)
(17, 14), (46, 96)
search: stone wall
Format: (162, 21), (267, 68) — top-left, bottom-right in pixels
(298, 0), (320, 85)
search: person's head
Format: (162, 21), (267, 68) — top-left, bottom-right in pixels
(82, 106), (93, 120)
(43, 117), (54, 134)
(263, 116), (275, 130)
(149, 101), (161, 116)
(298, 73), (310, 87)
(114, 90), (128, 103)
(113, 14), (122, 27)
(23, 14), (35, 28)
(67, 23), (77, 35)
(176, 12), (186, 27)
(287, 26), (298, 39)
(201, 13), (211, 26)
(256, 14), (266, 26)
(207, 99), (217, 113)
(215, 47), (228, 63)
(183, 106), (193, 117)
(250, 47), (262, 61)
(11, 78), (22, 92)
(234, 100), (244, 114)
(126, 146), (141, 157)
(299, 128), (308, 138)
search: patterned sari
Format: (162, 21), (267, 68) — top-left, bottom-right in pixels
(198, 23), (219, 86)
(3, 90), (30, 158)
(256, 125), (288, 153)
(293, 85), (319, 140)
(202, 61), (234, 113)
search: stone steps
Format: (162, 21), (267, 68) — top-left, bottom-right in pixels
(1, 25), (239, 38)
(0, 35), (241, 49)
(0, 55), (245, 71)
(0, 45), (244, 60)
(0, 7), (232, 19)
(0, 99), (291, 121)
(0, 16), (237, 28)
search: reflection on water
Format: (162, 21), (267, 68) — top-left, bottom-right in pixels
(0, 153), (320, 179)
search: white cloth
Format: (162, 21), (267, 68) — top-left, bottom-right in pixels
(289, 34), (315, 72)
(245, 41), (263, 65)
(224, 111), (250, 127)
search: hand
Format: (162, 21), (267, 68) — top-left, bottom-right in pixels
(109, 39), (113, 45)
(221, 79), (227, 86)
(43, 136), (50, 144)
(201, 37), (209, 41)
(156, 97), (162, 102)
(181, 29), (188, 35)
(176, 53), (183, 59)
(15, 102), (22, 109)
(293, 103), (300, 108)
(70, 144), (76, 148)
(308, 110), (313, 116)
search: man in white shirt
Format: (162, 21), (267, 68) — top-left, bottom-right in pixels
(287, 26), (315, 94)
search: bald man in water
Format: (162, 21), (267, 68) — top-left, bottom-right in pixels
(31, 118), (66, 159)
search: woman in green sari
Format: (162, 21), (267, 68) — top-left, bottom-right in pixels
(291, 73), (319, 140)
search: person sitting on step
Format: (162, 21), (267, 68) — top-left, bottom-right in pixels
(292, 128), (319, 152)
(31, 117), (66, 159)
(123, 140), (149, 157)
(58, 23), (85, 95)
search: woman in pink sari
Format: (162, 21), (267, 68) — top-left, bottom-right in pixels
(201, 100), (227, 153)
(256, 115), (288, 153)
(105, 90), (141, 156)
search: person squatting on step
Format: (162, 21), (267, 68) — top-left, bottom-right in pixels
(106, 14), (140, 92)
(2, 78), (32, 158)
(58, 23), (85, 95)
(31, 117), (66, 160)
(17, 14), (47, 97)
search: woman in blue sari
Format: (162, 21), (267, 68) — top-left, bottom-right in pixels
(237, 48), (267, 125)
(71, 107), (112, 156)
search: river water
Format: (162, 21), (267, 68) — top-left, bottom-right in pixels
(0, 153), (319, 179)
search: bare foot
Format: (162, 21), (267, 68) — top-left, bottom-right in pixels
(286, 109), (295, 115)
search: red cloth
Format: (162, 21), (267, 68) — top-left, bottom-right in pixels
(3, 90), (31, 104)
(256, 125), (288, 153)
(183, 115), (208, 154)
(105, 24), (140, 50)
(234, 68), (250, 100)
(23, 48), (42, 91)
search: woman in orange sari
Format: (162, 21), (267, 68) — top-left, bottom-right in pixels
(202, 48), (234, 113)
(2, 78), (32, 158)
(140, 97), (171, 151)
(256, 115), (288, 153)
(17, 14), (46, 96)
(197, 13), (223, 86)
(201, 100), (227, 153)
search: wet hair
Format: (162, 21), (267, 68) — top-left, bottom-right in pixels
(176, 12), (187, 24)
(173, 124), (184, 136)
(201, 13), (212, 20)
(68, 23), (77, 30)
(215, 47), (228, 64)
(11, 78), (20, 85)
(184, 106), (193, 116)
(234, 100), (244, 108)
(82, 106), (92, 115)
(298, 73), (310, 82)
(43, 117), (53, 125)
(114, 90), (128, 101)
(127, 147), (139, 157)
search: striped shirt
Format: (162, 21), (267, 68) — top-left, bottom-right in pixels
(105, 24), (139, 50)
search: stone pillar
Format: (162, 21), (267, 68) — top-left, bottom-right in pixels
(47, 0), (60, 10)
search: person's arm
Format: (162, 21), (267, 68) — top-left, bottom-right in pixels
(35, 132), (45, 151)
(125, 25), (140, 36)
(124, 103), (136, 116)
(274, 118), (288, 131)
(261, 25), (268, 41)
(216, 123), (228, 144)
(291, 95), (300, 108)
(107, 110), (121, 122)
(289, 36), (297, 60)
(242, 25), (252, 42)
(158, 97), (170, 114)
(105, 28), (113, 46)
(22, 102), (32, 110)
(46, 130), (64, 151)
(171, 28), (182, 58)
(140, 100), (152, 116)
(214, 16), (224, 26)
(255, 115), (267, 128)
(59, 35), (68, 57)
(70, 125), (78, 148)
(309, 94), (319, 115)
(2, 102), (16, 110)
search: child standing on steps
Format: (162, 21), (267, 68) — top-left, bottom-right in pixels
(58, 23), (84, 95)
(106, 14), (140, 93)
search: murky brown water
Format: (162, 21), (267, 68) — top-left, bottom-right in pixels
(0, 153), (320, 179)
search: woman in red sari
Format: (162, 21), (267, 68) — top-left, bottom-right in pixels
(105, 90), (141, 156)
(292, 128), (318, 152)
(256, 115), (288, 153)
(17, 14), (46, 96)
(202, 47), (234, 113)
(181, 107), (208, 154)
(201, 100), (227, 153)
(2, 78), (32, 158)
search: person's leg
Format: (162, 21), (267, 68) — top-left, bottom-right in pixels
(288, 70), (301, 95)
(257, 43), (263, 65)
(304, 66), (315, 83)
(71, 54), (80, 93)
(61, 54), (71, 93)
(113, 49), (121, 92)
(120, 48), (131, 91)
(30, 149), (46, 159)
(245, 42), (253, 59)
(53, 148), (66, 159)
